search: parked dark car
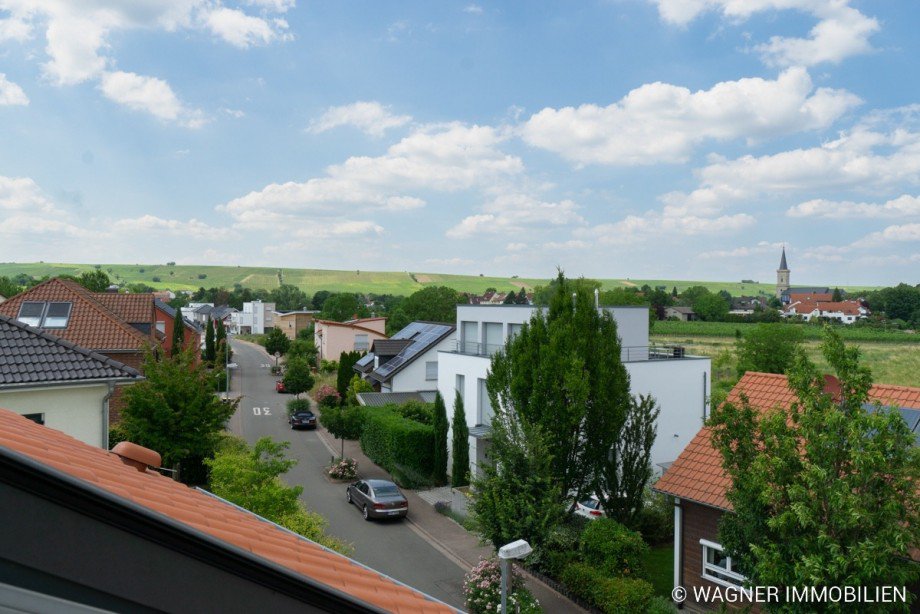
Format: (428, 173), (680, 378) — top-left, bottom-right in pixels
(275, 380), (286, 393)
(289, 410), (316, 430)
(345, 479), (408, 521)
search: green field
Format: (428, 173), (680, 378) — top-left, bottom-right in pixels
(652, 333), (920, 387)
(652, 320), (918, 343)
(0, 262), (879, 298)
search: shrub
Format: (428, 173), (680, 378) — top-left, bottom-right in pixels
(580, 518), (648, 578)
(313, 385), (340, 408)
(463, 558), (540, 614)
(328, 457), (357, 480)
(561, 563), (654, 614)
(320, 404), (365, 441)
(393, 400), (434, 425)
(646, 595), (679, 614)
(533, 515), (587, 577)
(198, 273), (207, 279)
(360, 408), (435, 487)
(320, 359), (338, 373)
(286, 398), (312, 416)
(632, 490), (674, 545)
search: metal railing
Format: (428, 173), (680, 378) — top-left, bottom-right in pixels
(452, 340), (687, 362)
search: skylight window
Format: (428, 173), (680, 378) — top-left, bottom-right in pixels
(17, 301), (73, 329)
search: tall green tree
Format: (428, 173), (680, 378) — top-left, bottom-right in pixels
(263, 327), (290, 357)
(204, 316), (215, 363)
(710, 329), (920, 611)
(515, 287), (528, 304)
(282, 357), (315, 397)
(432, 392), (449, 485)
(270, 284), (311, 310)
(392, 286), (465, 330)
(735, 323), (805, 377)
(502, 290), (515, 304)
(77, 269), (112, 292)
(336, 350), (364, 402)
(170, 306), (184, 357)
(599, 394), (659, 525)
(320, 293), (369, 322)
(832, 287), (843, 301)
(451, 392), (470, 487)
(120, 348), (237, 483)
(486, 271), (632, 503)
(0, 276), (22, 298)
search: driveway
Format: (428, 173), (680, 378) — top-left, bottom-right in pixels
(226, 339), (466, 609)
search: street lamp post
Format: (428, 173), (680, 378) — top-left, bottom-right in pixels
(225, 333), (230, 399)
(498, 539), (533, 613)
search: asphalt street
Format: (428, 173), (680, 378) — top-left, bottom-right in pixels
(226, 339), (467, 609)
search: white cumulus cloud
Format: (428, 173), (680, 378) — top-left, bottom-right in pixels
(521, 67), (859, 166)
(308, 101), (412, 137)
(202, 7), (290, 48)
(447, 194), (583, 238)
(787, 195), (920, 219)
(0, 74), (28, 105)
(99, 71), (207, 128)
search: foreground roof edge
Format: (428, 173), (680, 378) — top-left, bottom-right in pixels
(0, 443), (389, 613)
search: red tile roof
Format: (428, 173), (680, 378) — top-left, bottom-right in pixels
(0, 279), (152, 352)
(654, 372), (920, 510)
(92, 292), (155, 324)
(0, 408), (452, 613)
(785, 300), (864, 316)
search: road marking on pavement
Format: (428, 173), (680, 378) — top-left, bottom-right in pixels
(252, 406), (272, 416)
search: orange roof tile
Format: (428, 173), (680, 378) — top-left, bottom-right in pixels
(654, 372), (920, 510)
(92, 292), (155, 324)
(0, 278), (152, 352)
(0, 408), (453, 613)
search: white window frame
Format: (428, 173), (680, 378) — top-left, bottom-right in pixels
(456, 374), (465, 401)
(700, 539), (748, 589)
(354, 333), (369, 351)
(425, 361), (438, 381)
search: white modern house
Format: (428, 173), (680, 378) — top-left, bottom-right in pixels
(354, 322), (455, 393)
(230, 300), (276, 334)
(437, 304), (712, 478)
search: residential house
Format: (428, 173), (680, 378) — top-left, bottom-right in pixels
(728, 296), (764, 316)
(230, 300), (276, 335)
(0, 315), (141, 448)
(780, 287), (831, 304)
(0, 409), (455, 613)
(354, 322), (455, 393)
(314, 317), (387, 363)
(152, 290), (175, 302)
(437, 304), (711, 478)
(154, 299), (202, 355)
(665, 306), (698, 321)
(782, 299), (868, 324)
(654, 372), (920, 612)
(274, 310), (320, 340)
(787, 292), (833, 303)
(0, 278), (155, 372)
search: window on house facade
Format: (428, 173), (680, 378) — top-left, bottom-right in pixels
(483, 322), (502, 355)
(425, 361), (438, 381)
(17, 301), (72, 328)
(460, 321), (478, 354)
(23, 413), (45, 425)
(156, 320), (166, 334)
(700, 540), (746, 588)
(354, 333), (369, 351)
(477, 378), (493, 425)
(456, 374), (465, 401)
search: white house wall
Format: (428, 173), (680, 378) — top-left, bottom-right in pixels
(0, 383), (111, 448)
(390, 336), (455, 393)
(624, 358), (711, 467)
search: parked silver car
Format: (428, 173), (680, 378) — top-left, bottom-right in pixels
(345, 479), (409, 521)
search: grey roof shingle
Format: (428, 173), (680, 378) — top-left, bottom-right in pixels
(370, 338), (414, 356)
(356, 391), (438, 407)
(0, 314), (141, 386)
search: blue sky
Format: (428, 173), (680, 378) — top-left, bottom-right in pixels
(0, 1), (918, 286)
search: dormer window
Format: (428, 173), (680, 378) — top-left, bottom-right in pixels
(17, 301), (73, 329)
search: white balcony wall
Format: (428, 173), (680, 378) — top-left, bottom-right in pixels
(388, 337), (455, 393)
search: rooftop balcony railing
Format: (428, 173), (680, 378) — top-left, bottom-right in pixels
(451, 340), (688, 362)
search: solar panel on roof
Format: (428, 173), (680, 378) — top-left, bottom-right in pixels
(371, 323), (452, 380)
(863, 403), (920, 444)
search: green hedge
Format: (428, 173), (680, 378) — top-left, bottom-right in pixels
(286, 398), (312, 416)
(580, 518), (649, 578)
(561, 563), (654, 614)
(360, 408), (435, 488)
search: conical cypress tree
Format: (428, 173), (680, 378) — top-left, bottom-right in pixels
(451, 391), (470, 487)
(170, 306), (184, 356)
(433, 392), (449, 485)
(204, 316), (215, 363)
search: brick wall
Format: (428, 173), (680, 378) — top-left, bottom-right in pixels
(681, 500), (760, 613)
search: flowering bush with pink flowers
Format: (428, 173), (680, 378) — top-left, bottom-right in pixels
(328, 457), (357, 480)
(463, 557), (541, 613)
(313, 385), (340, 408)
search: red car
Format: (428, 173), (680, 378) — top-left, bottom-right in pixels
(275, 380), (286, 393)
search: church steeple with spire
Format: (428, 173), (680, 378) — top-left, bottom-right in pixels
(776, 246), (790, 299)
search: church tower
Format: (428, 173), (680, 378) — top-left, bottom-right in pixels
(776, 246), (790, 299)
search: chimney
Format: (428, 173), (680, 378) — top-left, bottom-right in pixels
(822, 375), (843, 403)
(111, 441), (162, 473)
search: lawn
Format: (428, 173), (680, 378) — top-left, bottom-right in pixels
(642, 543), (674, 598)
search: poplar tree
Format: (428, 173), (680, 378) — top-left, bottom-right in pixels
(451, 391), (470, 487)
(170, 306), (184, 356)
(432, 392), (449, 485)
